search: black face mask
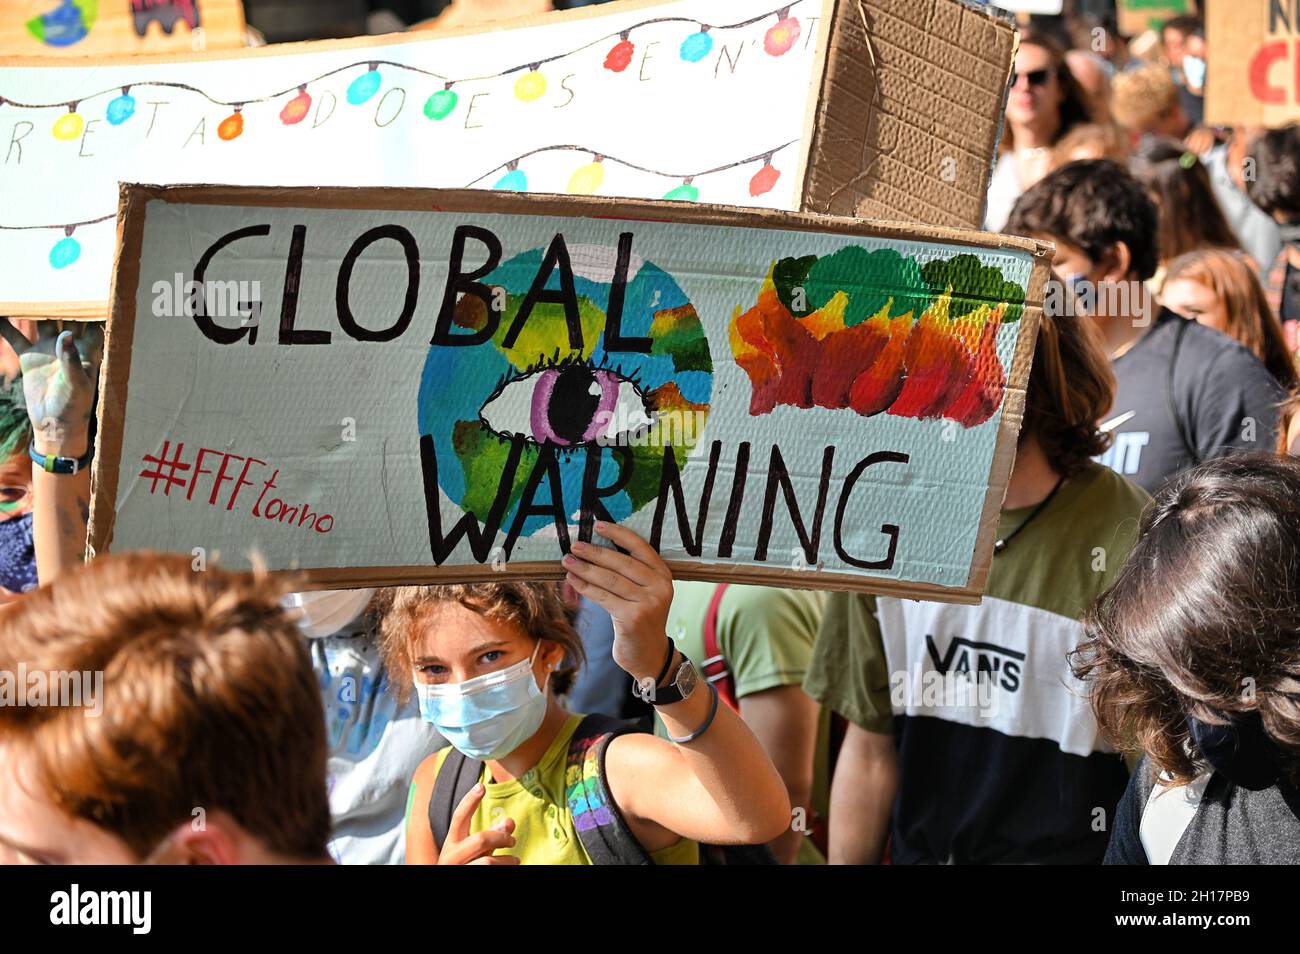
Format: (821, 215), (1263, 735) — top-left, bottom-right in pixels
(1187, 711), (1281, 791)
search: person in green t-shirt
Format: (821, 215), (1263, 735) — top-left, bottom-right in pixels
(805, 279), (1151, 864)
(656, 583), (828, 864)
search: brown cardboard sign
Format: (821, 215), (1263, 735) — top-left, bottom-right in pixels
(1206, 0), (1300, 128)
(0, 0), (1017, 317)
(0, 0), (245, 57)
(90, 183), (1050, 602)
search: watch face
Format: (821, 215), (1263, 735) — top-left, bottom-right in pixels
(674, 660), (699, 698)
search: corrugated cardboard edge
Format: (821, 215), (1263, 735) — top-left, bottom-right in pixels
(90, 182), (1053, 602)
(85, 183), (146, 563)
(960, 251), (1050, 598)
(802, 0), (1018, 230)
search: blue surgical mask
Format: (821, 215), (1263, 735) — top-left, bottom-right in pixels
(1182, 55), (1206, 90)
(414, 643), (549, 761)
(0, 512), (37, 595)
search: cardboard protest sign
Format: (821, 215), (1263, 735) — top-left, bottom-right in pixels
(0, 0), (1018, 317)
(0, 0), (245, 57)
(1115, 0), (1194, 37)
(89, 184), (1050, 602)
(1206, 0), (1300, 127)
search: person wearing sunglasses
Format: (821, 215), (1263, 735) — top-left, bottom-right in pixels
(984, 28), (1092, 233)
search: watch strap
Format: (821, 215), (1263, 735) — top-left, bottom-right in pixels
(30, 443), (94, 475)
(631, 637), (679, 704)
(651, 656), (697, 707)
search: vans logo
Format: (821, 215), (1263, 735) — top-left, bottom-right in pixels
(925, 635), (1024, 692)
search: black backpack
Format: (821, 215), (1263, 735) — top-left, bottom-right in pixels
(428, 713), (776, 865)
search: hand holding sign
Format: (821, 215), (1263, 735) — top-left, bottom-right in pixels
(0, 321), (101, 457)
(563, 521), (674, 685)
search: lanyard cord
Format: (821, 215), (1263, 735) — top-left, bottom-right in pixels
(994, 476), (1066, 555)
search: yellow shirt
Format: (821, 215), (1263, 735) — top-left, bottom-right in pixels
(432, 713), (699, 865)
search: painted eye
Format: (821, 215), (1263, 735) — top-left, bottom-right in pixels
(479, 362), (653, 446)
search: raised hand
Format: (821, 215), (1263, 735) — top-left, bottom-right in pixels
(0, 320), (102, 458)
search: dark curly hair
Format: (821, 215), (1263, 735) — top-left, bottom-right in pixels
(1246, 125), (1300, 224)
(1072, 453), (1300, 788)
(1006, 158), (1160, 282)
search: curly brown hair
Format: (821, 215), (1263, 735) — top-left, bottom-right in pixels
(1071, 453), (1300, 788)
(379, 581), (585, 702)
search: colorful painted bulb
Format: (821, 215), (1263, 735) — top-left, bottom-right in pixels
(52, 111), (84, 141)
(280, 90), (312, 125)
(663, 183), (699, 202)
(218, 111), (244, 141)
(568, 162), (605, 195)
(423, 88), (458, 121)
(514, 71), (547, 102)
(347, 70), (381, 105)
(49, 235), (80, 269)
(680, 30), (713, 63)
(764, 17), (801, 56)
(605, 39), (634, 72)
(106, 93), (136, 126)
(494, 168), (528, 191)
(749, 163), (780, 197)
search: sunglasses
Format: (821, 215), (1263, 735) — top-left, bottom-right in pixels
(1012, 68), (1052, 89)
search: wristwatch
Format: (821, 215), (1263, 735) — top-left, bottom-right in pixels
(651, 655), (700, 707)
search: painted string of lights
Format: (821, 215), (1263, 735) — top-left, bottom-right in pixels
(2, 1), (808, 143)
(1, 140), (797, 269)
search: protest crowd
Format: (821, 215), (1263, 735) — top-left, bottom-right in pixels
(4, 0), (1300, 872)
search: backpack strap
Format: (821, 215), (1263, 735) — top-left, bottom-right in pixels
(428, 747), (484, 853)
(700, 584), (739, 711)
(1166, 317), (1201, 466)
(565, 713), (654, 865)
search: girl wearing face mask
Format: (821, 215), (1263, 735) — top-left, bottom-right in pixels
(381, 521), (792, 865)
(1072, 454), (1300, 864)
